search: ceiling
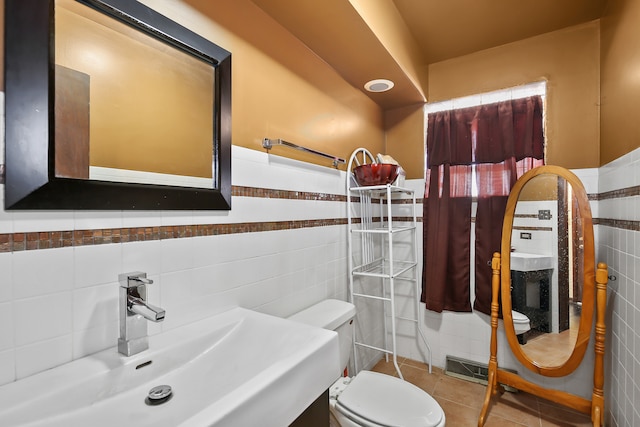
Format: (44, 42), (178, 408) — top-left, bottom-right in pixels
(250, 0), (607, 109)
(392, 0), (605, 64)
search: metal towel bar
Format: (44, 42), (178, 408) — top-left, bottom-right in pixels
(262, 138), (346, 168)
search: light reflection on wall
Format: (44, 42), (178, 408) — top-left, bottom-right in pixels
(54, 0), (214, 183)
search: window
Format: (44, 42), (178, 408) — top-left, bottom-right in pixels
(421, 82), (546, 314)
(425, 81), (546, 197)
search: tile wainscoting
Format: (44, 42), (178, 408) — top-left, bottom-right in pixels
(1, 141), (639, 427)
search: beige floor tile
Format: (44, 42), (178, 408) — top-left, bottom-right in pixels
(398, 364), (441, 395)
(401, 358), (433, 371)
(487, 391), (541, 426)
(432, 373), (487, 410)
(538, 401), (592, 426)
(540, 417), (592, 427)
(438, 397), (490, 426)
(484, 413), (531, 427)
(362, 356), (593, 427)
(370, 357), (404, 377)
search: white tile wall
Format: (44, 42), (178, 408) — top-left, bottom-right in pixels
(597, 147), (640, 427)
(15, 335), (73, 379)
(0, 303), (13, 351)
(13, 248), (74, 299)
(14, 292), (72, 347)
(0, 350), (15, 385)
(0, 143), (350, 385)
(1, 77), (637, 425)
(399, 160), (640, 408)
(0, 254), (12, 302)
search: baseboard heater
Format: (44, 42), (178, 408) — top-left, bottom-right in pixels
(445, 355), (517, 392)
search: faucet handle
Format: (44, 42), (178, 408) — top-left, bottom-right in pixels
(128, 295), (165, 321)
(119, 271), (153, 288)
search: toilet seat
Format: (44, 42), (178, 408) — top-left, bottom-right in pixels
(510, 310), (531, 338)
(334, 371), (444, 427)
(512, 310), (529, 325)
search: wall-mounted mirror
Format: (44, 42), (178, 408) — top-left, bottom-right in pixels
(5, 0), (231, 210)
(478, 165), (608, 427)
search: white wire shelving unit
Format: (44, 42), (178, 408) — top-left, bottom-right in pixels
(346, 148), (432, 380)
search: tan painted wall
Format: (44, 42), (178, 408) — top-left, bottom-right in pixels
(1, 0), (384, 173)
(348, 0), (428, 98)
(519, 174), (558, 201)
(414, 22), (601, 172)
(148, 0), (385, 170)
(15, 0), (640, 176)
(384, 104), (425, 179)
(600, 0), (640, 164)
(56, 0), (214, 178)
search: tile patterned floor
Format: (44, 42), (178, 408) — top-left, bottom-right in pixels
(518, 304), (582, 368)
(330, 357), (593, 426)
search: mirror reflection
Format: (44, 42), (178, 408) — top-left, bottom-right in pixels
(54, 0), (215, 188)
(509, 173), (582, 367)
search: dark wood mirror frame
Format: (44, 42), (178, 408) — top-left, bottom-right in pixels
(4, 0), (232, 210)
(478, 165), (608, 426)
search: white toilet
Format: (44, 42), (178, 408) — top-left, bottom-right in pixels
(289, 299), (446, 427)
(497, 310), (531, 344)
(511, 310), (531, 335)
(511, 310), (531, 344)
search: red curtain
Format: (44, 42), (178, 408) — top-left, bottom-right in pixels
(421, 108), (475, 312)
(422, 96), (544, 314)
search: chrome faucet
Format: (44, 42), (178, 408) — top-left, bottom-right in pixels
(118, 272), (165, 356)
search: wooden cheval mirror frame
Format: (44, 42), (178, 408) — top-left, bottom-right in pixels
(478, 165), (608, 426)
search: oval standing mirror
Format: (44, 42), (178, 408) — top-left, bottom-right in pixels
(480, 165), (607, 426)
(500, 165), (595, 375)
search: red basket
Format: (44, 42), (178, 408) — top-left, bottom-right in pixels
(353, 163), (399, 186)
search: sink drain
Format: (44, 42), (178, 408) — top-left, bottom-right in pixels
(146, 385), (173, 406)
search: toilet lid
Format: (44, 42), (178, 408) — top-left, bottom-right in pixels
(512, 310), (529, 324)
(335, 371), (443, 427)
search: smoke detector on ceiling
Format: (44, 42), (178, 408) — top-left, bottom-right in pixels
(364, 79), (394, 93)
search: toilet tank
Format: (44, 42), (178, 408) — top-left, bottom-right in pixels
(288, 299), (356, 371)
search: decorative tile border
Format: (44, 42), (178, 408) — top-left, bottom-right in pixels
(594, 185), (640, 200)
(513, 226), (553, 232)
(597, 218), (640, 231)
(0, 184), (415, 252)
(0, 182), (637, 253)
(232, 185), (347, 202)
(515, 213), (541, 219)
(0, 218), (349, 252)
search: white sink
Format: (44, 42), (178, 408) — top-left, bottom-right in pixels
(0, 307), (340, 427)
(510, 252), (555, 271)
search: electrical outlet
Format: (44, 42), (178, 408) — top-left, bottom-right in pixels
(520, 232), (532, 240)
(538, 210), (552, 220)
